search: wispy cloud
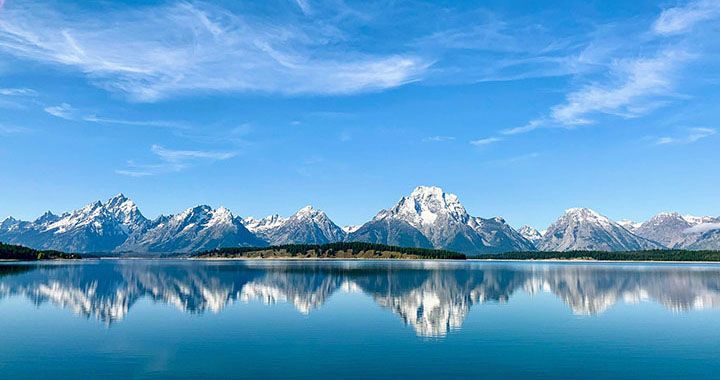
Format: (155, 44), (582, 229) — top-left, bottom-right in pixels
(117, 144), (237, 177)
(549, 49), (688, 126)
(684, 222), (720, 234)
(82, 116), (186, 129)
(43, 103), (74, 119)
(504, 0), (719, 136)
(423, 136), (455, 142)
(470, 137), (502, 146)
(294, 0), (311, 16)
(42, 102), (184, 128)
(653, 0), (720, 35)
(0, 2), (429, 101)
(501, 119), (544, 135)
(0, 88), (36, 96)
(655, 127), (716, 145)
(0, 124), (30, 135)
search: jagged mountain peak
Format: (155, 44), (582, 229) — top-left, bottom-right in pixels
(539, 208), (662, 252)
(246, 206), (345, 245)
(633, 211), (719, 249)
(564, 207), (605, 219)
(33, 211), (59, 225)
(242, 214), (286, 233)
(379, 186), (470, 229)
(292, 205), (323, 219)
(358, 186), (533, 254)
(0, 216), (20, 230)
(518, 226), (543, 245)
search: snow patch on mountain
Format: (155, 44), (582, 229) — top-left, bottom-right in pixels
(538, 208), (663, 252)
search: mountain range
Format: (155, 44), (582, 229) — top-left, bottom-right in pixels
(1, 186), (719, 255)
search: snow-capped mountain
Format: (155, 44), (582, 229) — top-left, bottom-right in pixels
(243, 206), (346, 245)
(0, 194), (148, 253)
(538, 208), (664, 252)
(628, 212), (719, 250)
(242, 214), (286, 234)
(617, 220), (641, 233)
(3, 190), (719, 254)
(518, 226), (543, 245)
(118, 205), (265, 253)
(347, 186), (534, 254)
(342, 225), (361, 234)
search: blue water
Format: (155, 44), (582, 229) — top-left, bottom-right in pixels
(1, 260), (719, 379)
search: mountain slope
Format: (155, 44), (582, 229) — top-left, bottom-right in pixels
(118, 206), (265, 253)
(518, 226), (543, 246)
(347, 186), (534, 254)
(631, 212), (719, 249)
(243, 206), (345, 245)
(538, 208), (664, 252)
(0, 194), (147, 253)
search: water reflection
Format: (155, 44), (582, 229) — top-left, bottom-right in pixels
(1, 260), (719, 336)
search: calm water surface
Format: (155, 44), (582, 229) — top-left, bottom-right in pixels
(1, 260), (719, 378)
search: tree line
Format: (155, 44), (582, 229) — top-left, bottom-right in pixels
(0, 242), (81, 260)
(196, 242), (467, 260)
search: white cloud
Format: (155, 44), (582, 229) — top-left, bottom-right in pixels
(501, 119), (544, 135)
(0, 88), (36, 96)
(150, 144), (236, 162)
(423, 136), (455, 142)
(82, 116), (186, 129)
(653, 0), (720, 35)
(549, 49), (688, 126)
(470, 137), (502, 146)
(117, 144), (236, 177)
(294, 0), (311, 15)
(0, 124), (30, 135)
(656, 127), (716, 145)
(505, 0), (720, 136)
(684, 222), (720, 234)
(43, 103), (74, 119)
(0, 2), (429, 101)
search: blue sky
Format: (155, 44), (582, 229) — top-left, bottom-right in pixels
(1, 0), (719, 229)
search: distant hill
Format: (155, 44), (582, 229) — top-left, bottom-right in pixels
(194, 242), (466, 260)
(0, 242), (81, 261)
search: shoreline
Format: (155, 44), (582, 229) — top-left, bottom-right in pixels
(467, 258), (720, 264)
(47, 257), (720, 264)
(2, 257), (720, 264)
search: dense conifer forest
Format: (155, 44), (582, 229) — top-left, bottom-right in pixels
(195, 242), (467, 260)
(0, 242), (81, 260)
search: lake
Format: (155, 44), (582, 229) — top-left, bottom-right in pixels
(1, 260), (719, 378)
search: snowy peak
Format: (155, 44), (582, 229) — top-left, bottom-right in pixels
(104, 193), (147, 227)
(291, 205), (324, 220)
(632, 211), (719, 249)
(242, 214), (287, 233)
(617, 219), (641, 232)
(562, 208), (613, 226)
(117, 204), (264, 253)
(518, 226), (543, 245)
(342, 225), (360, 234)
(242, 206), (345, 245)
(363, 186), (533, 254)
(33, 211), (60, 226)
(378, 186), (470, 230)
(539, 208), (663, 252)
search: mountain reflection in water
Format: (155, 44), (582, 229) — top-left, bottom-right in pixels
(1, 260), (719, 337)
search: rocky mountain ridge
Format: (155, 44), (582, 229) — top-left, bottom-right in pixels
(2, 188), (719, 254)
